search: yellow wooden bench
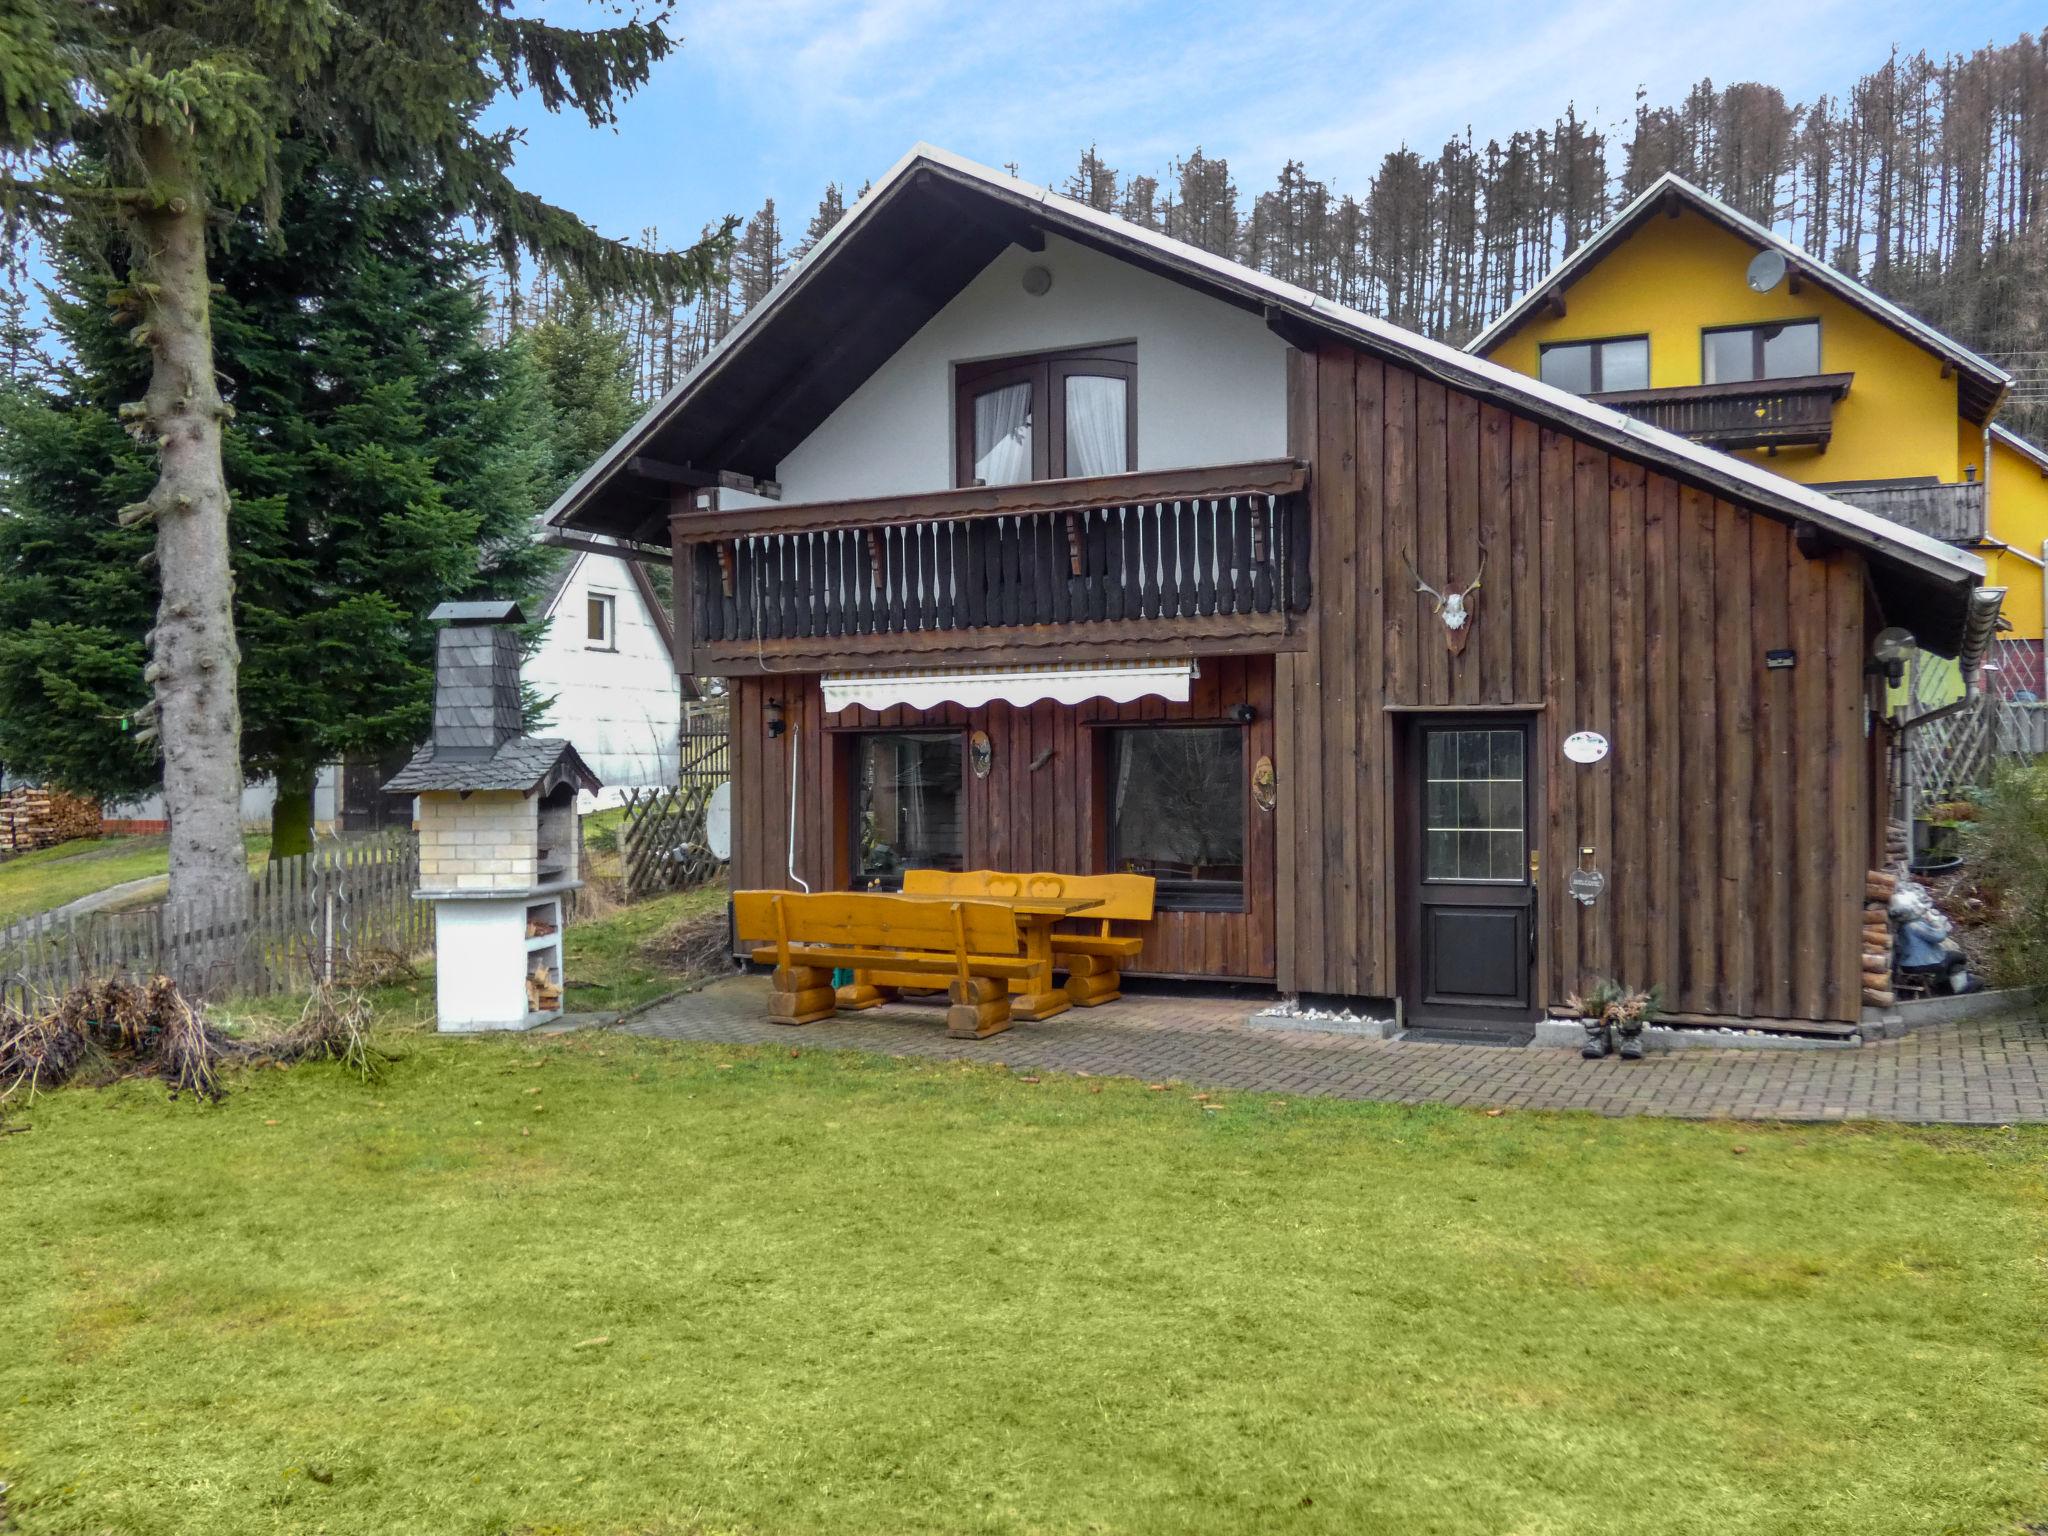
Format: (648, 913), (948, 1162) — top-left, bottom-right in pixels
(900, 870), (1156, 1005)
(731, 890), (1037, 1038)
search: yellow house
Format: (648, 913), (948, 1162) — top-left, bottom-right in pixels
(1470, 173), (2045, 671)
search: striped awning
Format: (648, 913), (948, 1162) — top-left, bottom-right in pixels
(822, 659), (1194, 714)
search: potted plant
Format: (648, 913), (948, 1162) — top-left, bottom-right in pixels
(1912, 797), (1977, 875)
(1565, 979), (1664, 1061)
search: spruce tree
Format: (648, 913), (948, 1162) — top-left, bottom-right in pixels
(0, 0), (730, 940)
(0, 147), (552, 855)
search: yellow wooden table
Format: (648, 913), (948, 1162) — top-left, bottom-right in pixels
(863, 891), (1104, 1020)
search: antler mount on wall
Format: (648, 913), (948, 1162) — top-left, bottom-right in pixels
(1401, 548), (1487, 655)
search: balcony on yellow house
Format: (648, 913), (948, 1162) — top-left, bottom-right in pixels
(1823, 479), (1988, 544)
(1589, 372), (1854, 453)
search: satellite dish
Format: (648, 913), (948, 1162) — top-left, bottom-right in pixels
(705, 780), (732, 862)
(1746, 249), (1789, 294)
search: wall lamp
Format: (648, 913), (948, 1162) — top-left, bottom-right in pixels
(766, 697), (786, 737)
(1868, 627), (1917, 687)
(1229, 703), (1257, 725)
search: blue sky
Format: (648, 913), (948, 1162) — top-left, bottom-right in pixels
(500, 0), (2040, 250)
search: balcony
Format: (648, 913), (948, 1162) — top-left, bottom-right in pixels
(672, 460), (1311, 670)
(1828, 480), (1987, 543)
(1591, 372), (1854, 452)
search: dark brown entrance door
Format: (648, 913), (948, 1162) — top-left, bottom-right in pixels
(1403, 718), (1536, 1025)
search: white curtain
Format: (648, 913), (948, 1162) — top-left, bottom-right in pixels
(973, 382), (1032, 485)
(1064, 375), (1127, 477)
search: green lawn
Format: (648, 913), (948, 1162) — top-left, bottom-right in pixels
(0, 834), (272, 928)
(1, 1024), (2042, 1535)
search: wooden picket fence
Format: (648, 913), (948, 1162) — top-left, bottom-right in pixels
(677, 710), (730, 790)
(620, 783), (727, 899)
(0, 830), (429, 1005)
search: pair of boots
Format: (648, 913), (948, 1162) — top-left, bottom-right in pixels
(1580, 1022), (1645, 1061)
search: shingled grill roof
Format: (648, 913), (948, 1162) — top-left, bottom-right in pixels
(382, 735), (599, 796)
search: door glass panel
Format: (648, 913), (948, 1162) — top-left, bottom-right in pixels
(1760, 320), (1820, 377)
(1702, 328), (1755, 385)
(852, 733), (964, 887)
(1063, 374), (1128, 476)
(1598, 337), (1649, 391)
(1423, 728), (1525, 883)
(971, 381), (1033, 485)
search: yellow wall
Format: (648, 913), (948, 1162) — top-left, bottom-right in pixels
(1482, 208), (1965, 486)
(1989, 433), (2048, 641)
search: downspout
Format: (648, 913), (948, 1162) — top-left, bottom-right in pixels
(787, 721), (810, 892)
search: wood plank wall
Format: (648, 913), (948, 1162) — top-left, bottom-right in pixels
(1278, 342), (1874, 1022)
(728, 655), (1277, 979)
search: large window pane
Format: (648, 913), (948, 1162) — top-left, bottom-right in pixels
(852, 733), (964, 886)
(972, 382), (1033, 485)
(1598, 337), (1650, 391)
(1110, 727), (1245, 910)
(1703, 328), (1755, 384)
(1063, 374), (1128, 476)
(1539, 342), (1595, 394)
(1422, 727), (1525, 883)
(1760, 320), (1820, 378)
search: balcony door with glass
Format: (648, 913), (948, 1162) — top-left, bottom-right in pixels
(955, 343), (1136, 486)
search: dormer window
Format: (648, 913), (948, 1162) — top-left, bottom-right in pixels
(1703, 320), (1820, 384)
(955, 343), (1135, 486)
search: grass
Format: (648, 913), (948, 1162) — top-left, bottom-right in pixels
(0, 834), (272, 928)
(0, 1024), (2042, 1535)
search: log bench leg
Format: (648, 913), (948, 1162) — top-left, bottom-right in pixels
(945, 976), (1013, 1040)
(769, 964), (837, 1026)
(1062, 952), (1122, 1006)
(835, 971), (900, 1011)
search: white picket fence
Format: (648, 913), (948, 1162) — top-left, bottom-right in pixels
(0, 830), (429, 1004)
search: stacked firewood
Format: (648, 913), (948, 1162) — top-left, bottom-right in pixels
(0, 787), (102, 852)
(1862, 868), (1898, 1009)
(526, 961), (563, 1015)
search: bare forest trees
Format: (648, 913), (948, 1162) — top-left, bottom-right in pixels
(498, 35), (2048, 431)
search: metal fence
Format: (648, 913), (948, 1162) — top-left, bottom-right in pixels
(0, 830), (428, 1004)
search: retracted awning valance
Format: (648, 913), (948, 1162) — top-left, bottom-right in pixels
(822, 659), (1194, 714)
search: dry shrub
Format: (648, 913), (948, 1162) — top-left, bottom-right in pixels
(573, 872), (625, 922)
(644, 908), (733, 981)
(0, 974), (243, 1106)
(333, 945), (420, 991)
(267, 982), (387, 1082)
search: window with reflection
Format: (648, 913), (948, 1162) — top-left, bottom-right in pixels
(851, 732), (964, 888)
(955, 344), (1134, 485)
(1702, 320), (1821, 384)
(1538, 336), (1649, 395)
(1108, 726), (1245, 910)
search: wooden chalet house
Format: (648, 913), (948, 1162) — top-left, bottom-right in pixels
(546, 146), (1999, 1032)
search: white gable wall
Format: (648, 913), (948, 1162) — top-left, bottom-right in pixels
(766, 233), (1291, 502)
(526, 553), (679, 797)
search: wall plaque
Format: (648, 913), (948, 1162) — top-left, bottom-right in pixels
(1562, 730), (1609, 764)
(1567, 867), (1606, 906)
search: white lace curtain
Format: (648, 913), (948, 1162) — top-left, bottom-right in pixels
(973, 382), (1032, 485)
(1064, 375), (1127, 477)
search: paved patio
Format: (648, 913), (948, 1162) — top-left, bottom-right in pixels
(623, 976), (2048, 1125)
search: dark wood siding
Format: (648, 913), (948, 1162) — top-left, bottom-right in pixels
(1277, 342), (1875, 1022)
(728, 656), (1277, 980)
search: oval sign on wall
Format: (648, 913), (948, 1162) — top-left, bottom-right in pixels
(1562, 730), (1610, 764)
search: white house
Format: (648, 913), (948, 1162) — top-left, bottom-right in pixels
(522, 548), (685, 804)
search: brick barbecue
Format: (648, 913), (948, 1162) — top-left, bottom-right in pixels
(385, 601), (600, 1030)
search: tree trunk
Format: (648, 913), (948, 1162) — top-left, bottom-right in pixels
(133, 128), (249, 975)
(270, 760), (317, 859)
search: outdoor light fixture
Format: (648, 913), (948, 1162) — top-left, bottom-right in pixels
(765, 697), (786, 737)
(1870, 626), (1917, 686)
(1021, 264), (1053, 296)
(1229, 703), (1257, 725)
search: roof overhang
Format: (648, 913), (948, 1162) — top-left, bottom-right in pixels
(546, 147), (1987, 656)
(1467, 173), (2012, 425)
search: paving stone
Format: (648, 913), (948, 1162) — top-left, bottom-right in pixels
(620, 978), (2048, 1125)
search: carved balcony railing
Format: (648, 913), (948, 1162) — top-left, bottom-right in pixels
(1591, 372), (1854, 451)
(675, 460), (1310, 658)
(1829, 479), (1987, 544)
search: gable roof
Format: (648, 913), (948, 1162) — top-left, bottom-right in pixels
(1466, 172), (2012, 425)
(545, 145), (1984, 649)
(1991, 422), (2048, 476)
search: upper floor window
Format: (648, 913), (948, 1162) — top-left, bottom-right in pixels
(586, 592), (616, 650)
(1538, 335), (1649, 395)
(955, 343), (1135, 486)
(1702, 320), (1820, 384)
